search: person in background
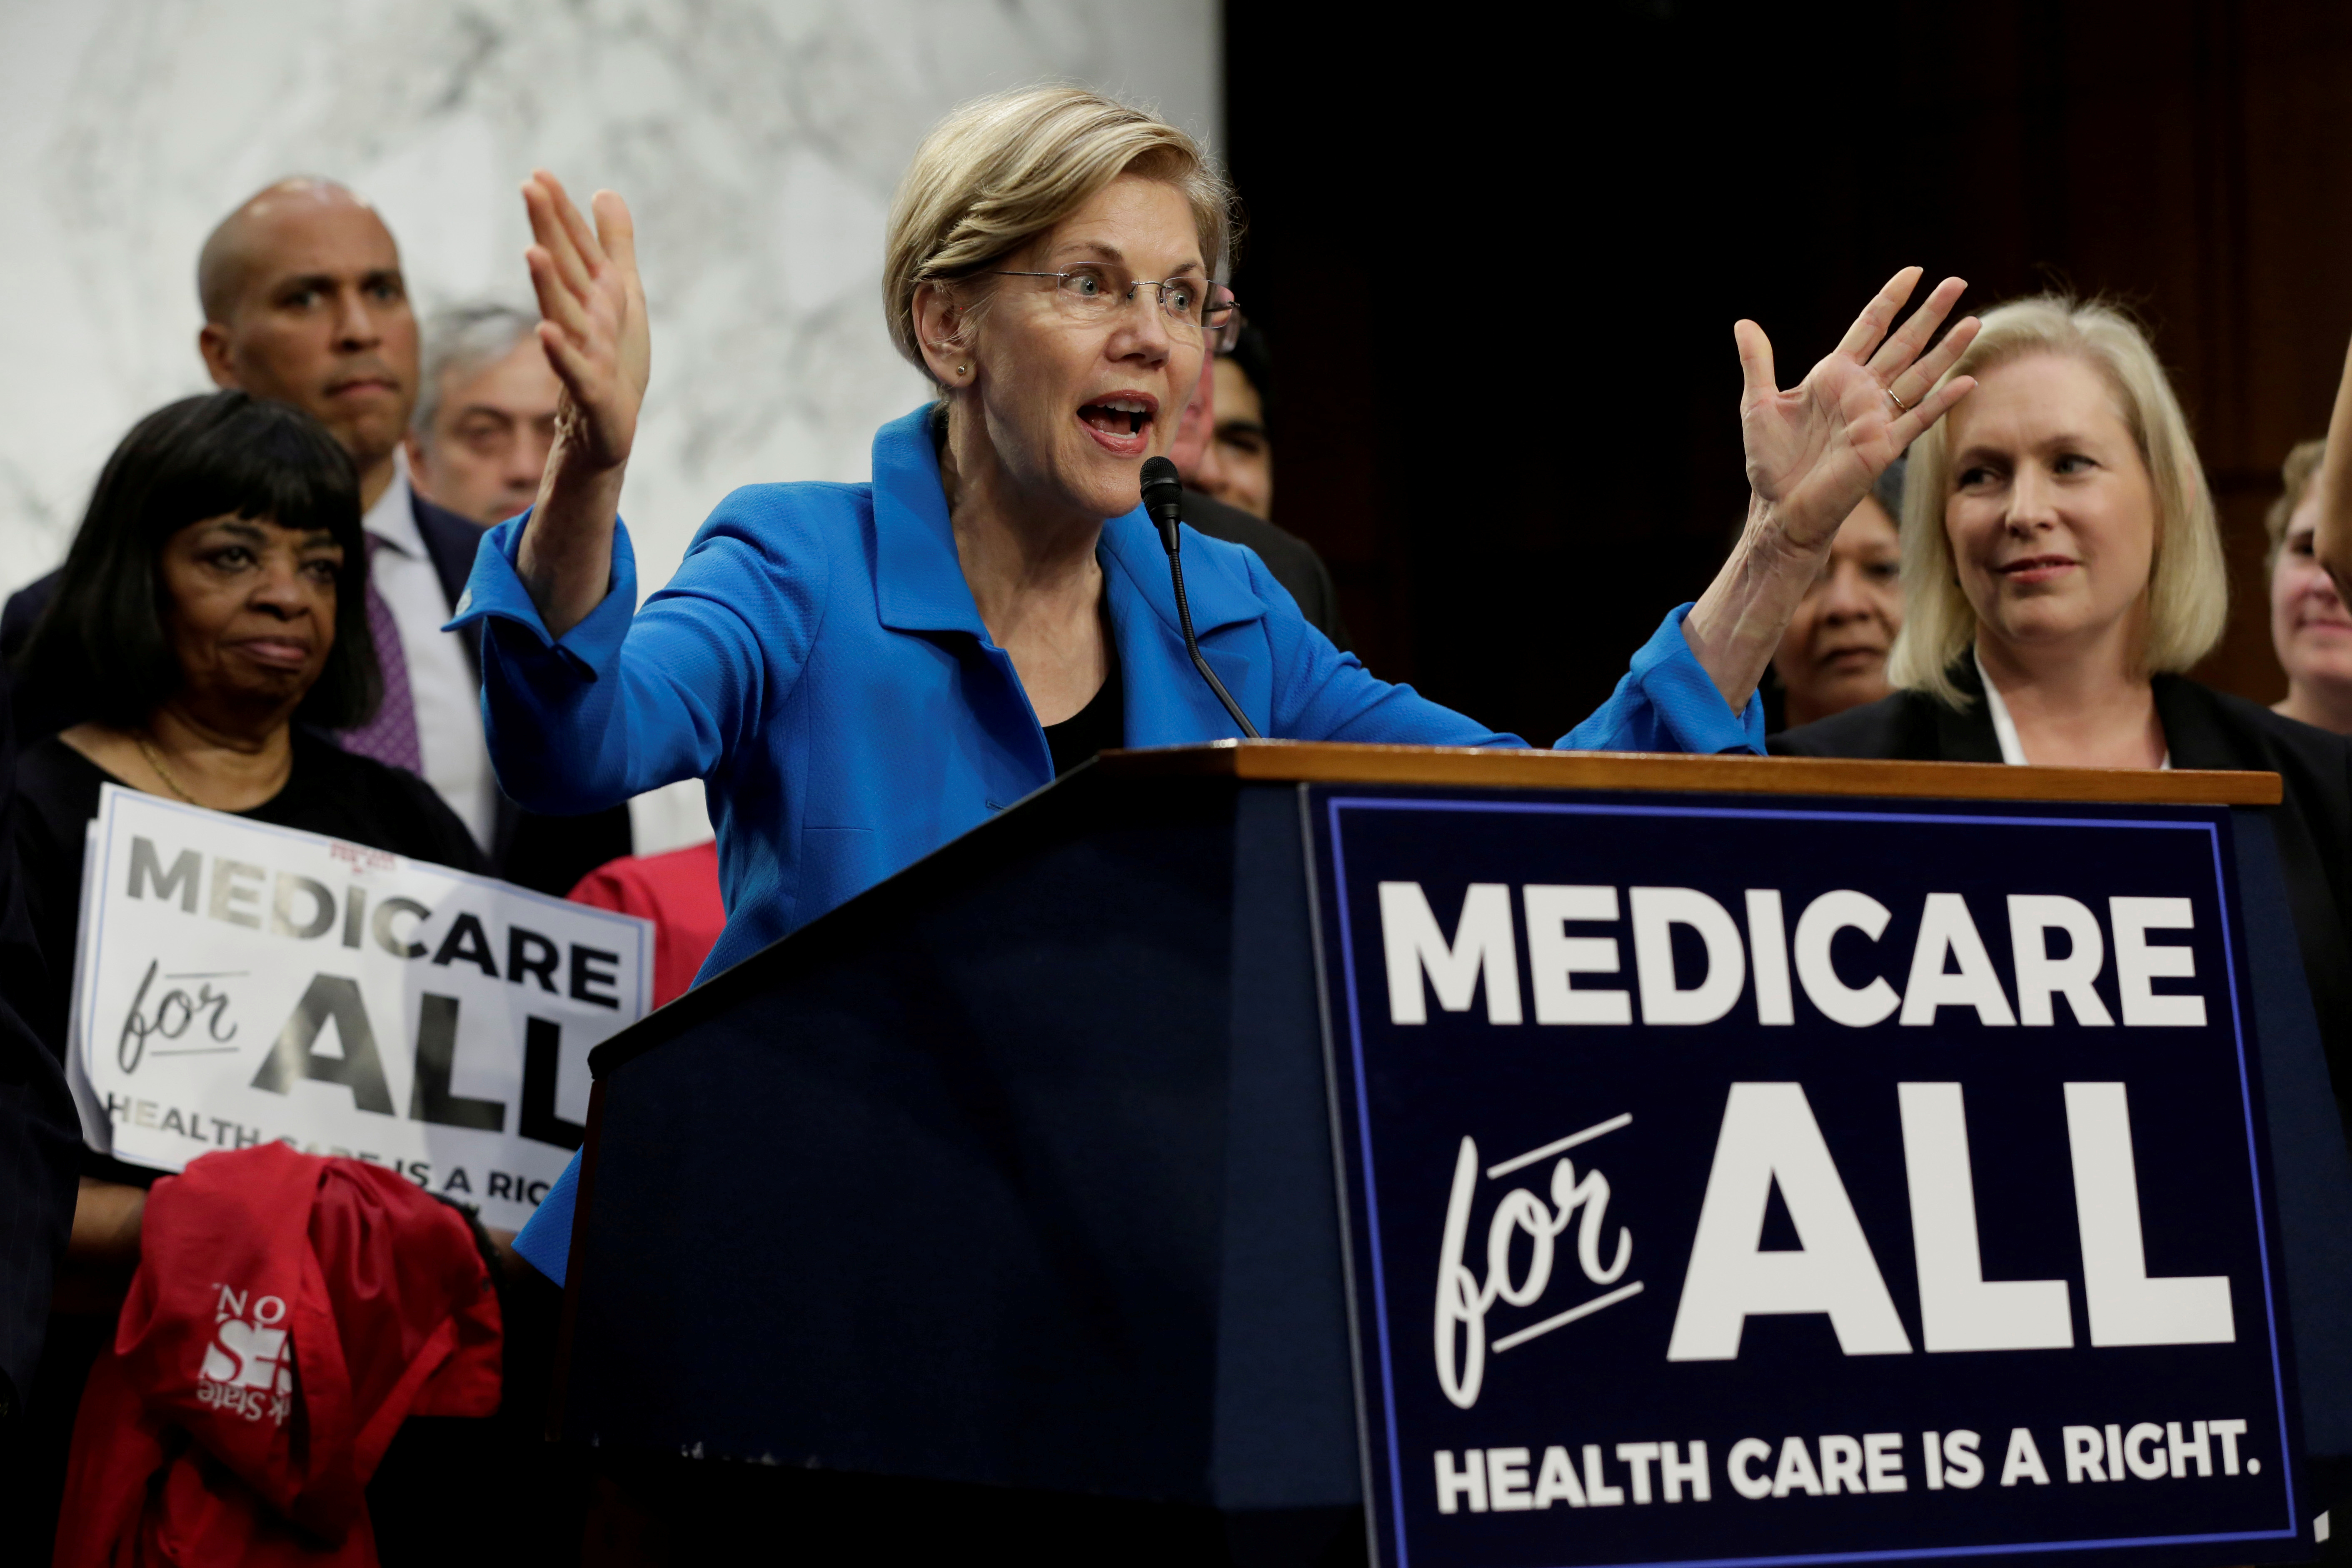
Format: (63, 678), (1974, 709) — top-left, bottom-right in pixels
(406, 302), (564, 527)
(2268, 439), (2352, 734)
(1772, 295), (2352, 1118)
(5, 391), (493, 1562)
(1200, 319), (1274, 520)
(1167, 307), (1351, 648)
(0, 179), (628, 895)
(1765, 461), (1906, 729)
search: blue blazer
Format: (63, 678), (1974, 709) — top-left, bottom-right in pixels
(457, 407), (1763, 1281)
(455, 406), (1761, 985)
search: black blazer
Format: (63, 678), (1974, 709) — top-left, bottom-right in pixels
(0, 491), (630, 898)
(1178, 487), (1353, 653)
(1774, 662), (2352, 1121)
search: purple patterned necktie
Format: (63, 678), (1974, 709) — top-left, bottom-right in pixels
(338, 534), (424, 774)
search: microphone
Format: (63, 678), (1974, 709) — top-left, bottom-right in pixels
(1139, 457), (1260, 739)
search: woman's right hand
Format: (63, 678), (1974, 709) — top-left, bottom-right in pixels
(1681, 268), (1977, 713)
(516, 171), (648, 636)
(525, 171), (648, 472)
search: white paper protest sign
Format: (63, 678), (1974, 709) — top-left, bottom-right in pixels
(71, 784), (652, 1231)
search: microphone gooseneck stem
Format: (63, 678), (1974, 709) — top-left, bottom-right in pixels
(1166, 546), (1261, 739)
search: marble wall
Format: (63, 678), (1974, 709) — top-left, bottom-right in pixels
(0, 0), (1216, 846)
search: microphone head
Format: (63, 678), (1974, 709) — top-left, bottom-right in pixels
(1139, 455), (1184, 550)
(1139, 455), (1183, 511)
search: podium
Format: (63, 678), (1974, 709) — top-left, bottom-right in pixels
(550, 745), (2352, 1566)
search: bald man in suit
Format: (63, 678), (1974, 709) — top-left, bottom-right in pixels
(2, 179), (628, 894)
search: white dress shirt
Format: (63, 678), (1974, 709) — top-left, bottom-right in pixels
(363, 455), (500, 847)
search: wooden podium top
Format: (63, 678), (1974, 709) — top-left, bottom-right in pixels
(1096, 741), (2283, 806)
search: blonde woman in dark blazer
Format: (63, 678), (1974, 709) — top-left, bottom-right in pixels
(1774, 295), (2352, 1116)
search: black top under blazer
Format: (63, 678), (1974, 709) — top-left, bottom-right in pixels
(1773, 659), (2352, 1127)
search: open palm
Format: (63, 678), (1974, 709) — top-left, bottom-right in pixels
(522, 170), (650, 473)
(1739, 268), (1978, 550)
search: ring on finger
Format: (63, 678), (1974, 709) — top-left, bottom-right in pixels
(1884, 386), (1912, 413)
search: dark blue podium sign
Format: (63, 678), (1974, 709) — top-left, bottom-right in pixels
(1310, 786), (2308, 1568)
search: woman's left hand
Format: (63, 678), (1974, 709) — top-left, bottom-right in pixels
(1681, 268), (1978, 715)
(1737, 267), (1978, 553)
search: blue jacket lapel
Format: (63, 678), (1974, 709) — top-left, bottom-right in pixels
(1101, 513), (1271, 742)
(870, 407), (989, 639)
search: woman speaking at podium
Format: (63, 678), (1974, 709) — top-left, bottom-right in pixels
(453, 87), (1979, 1278)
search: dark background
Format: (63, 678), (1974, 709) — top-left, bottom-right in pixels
(1223, 0), (2352, 743)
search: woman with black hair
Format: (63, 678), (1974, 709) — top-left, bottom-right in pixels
(13, 390), (483, 1069)
(5, 390), (487, 1558)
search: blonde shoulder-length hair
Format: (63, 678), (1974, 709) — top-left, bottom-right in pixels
(1887, 295), (2227, 707)
(882, 85), (1236, 384)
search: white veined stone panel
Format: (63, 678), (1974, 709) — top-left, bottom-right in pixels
(0, 0), (1218, 606)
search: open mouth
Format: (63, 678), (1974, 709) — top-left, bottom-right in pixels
(1077, 394), (1156, 448)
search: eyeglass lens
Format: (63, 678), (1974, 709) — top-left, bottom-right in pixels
(1050, 266), (1233, 332)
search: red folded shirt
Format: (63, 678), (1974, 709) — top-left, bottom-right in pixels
(54, 1144), (501, 1567)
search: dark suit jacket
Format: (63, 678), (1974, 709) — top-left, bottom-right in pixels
(1773, 662), (2352, 1122)
(1179, 488), (1353, 653)
(0, 491), (630, 898)
(0, 590), (78, 749)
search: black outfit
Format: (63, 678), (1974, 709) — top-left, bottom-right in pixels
(1043, 642), (1126, 778)
(0, 589), (81, 750)
(0, 488), (632, 897)
(0, 668), (80, 1416)
(0, 667), (78, 1566)
(1773, 662), (2352, 1119)
(1179, 487), (1353, 653)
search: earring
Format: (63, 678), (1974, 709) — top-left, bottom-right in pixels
(957, 363), (969, 377)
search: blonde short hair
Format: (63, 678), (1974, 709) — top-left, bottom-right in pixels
(2266, 438), (2327, 572)
(1888, 295), (2228, 707)
(882, 85), (1235, 381)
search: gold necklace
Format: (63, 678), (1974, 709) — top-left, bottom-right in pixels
(135, 733), (203, 807)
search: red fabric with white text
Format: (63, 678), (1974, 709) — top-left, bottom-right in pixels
(52, 1144), (500, 1567)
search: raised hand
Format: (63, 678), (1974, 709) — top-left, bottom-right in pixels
(513, 172), (648, 637)
(522, 171), (649, 474)
(1681, 269), (1978, 713)
(1736, 267), (1978, 552)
